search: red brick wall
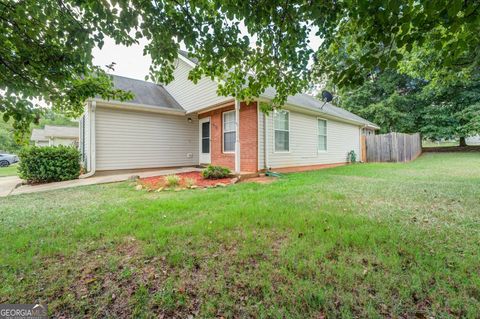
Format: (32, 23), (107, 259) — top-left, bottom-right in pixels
(239, 102), (258, 172)
(199, 104), (235, 170)
(198, 102), (258, 172)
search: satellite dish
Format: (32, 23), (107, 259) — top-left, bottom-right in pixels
(322, 90), (333, 102)
(320, 90), (333, 109)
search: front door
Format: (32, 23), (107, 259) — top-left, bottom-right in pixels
(199, 117), (211, 164)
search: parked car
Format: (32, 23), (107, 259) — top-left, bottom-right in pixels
(0, 153), (19, 167)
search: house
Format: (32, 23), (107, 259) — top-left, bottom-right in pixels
(466, 135), (480, 145)
(80, 51), (379, 175)
(31, 125), (79, 147)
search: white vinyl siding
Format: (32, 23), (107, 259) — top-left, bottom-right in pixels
(274, 110), (290, 152)
(223, 110), (236, 153)
(36, 141), (49, 147)
(318, 119), (327, 151)
(95, 106), (198, 170)
(164, 59), (232, 112)
(50, 137), (77, 146)
(266, 108), (360, 168)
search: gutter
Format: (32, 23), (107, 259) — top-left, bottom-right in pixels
(264, 107), (269, 171)
(80, 101), (96, 178)
(89, 98), (186, 116)
(255, 97), (378, 129)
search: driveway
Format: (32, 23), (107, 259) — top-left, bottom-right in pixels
(0, 176), (23, 197)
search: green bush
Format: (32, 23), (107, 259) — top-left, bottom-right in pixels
(201, 165), (231, 180)
(18, 146), (81, 183)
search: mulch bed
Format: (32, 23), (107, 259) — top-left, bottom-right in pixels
(139, 171), (235, 190)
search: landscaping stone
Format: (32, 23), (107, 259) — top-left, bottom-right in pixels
(215, 183), (227, 187)
(135, 184), (143, 191)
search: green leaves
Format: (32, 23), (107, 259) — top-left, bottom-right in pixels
(1, 0), (479, 134)
(313, 0), (479, 89)
(18, 145), (81, 183)
(336, 69), (480, 141)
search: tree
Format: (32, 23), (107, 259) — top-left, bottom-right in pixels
(334, 70), (480, 145)
(314, 1), (479, 87)
(0, 110), (77, 153)
(419, 74), (480, 145)
(335, 71), (427, 134)
(1, 0), (479, 135)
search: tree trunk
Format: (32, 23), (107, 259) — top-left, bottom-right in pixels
(459, 137), (467, 147)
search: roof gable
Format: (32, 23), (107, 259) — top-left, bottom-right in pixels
(172, 51), (378, 128)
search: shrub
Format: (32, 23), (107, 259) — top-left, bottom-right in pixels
(18, 146), (81, 183)
(164, 174), (180, 187)
(201, 165), (231, 179)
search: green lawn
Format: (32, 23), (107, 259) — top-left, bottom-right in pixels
(1, 153), (479, 318)
(0, 163), (18, 177)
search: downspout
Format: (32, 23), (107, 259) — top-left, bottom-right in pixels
(80, 101), (96, 178)
(264, 109), (269, 171)
(234, 99), (241, 174)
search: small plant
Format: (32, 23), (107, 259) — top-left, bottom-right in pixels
(347, 150), (357, 163)
(201, 165), (231, 180)
(164, 174), (180, 187)
(185, 178), (196, 188)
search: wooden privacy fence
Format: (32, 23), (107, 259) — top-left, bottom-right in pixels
(362, 132), (422, 163)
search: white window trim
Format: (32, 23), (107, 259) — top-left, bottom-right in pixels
(222, 110), (236, 154)
(273, 109), (290, 153)
(317, 117), (328, 153)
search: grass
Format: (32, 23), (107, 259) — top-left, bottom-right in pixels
(0, 163), (18, 177)
(1, 153), (479, 318)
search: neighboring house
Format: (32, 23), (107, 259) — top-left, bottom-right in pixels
(30, 125), (79, 147)
(80, 51), (379, 175)
(466, 135), (480, 145)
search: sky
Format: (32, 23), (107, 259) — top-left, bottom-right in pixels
(92, 27), (322, 81)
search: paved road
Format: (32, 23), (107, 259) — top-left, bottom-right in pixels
(0, 176), (22, 197)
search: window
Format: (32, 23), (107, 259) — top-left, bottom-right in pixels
(201, 121), (210, 153)
(274, 110), (289, 152)
(223, 111), (236, 152)
(318, 119), (327, 151)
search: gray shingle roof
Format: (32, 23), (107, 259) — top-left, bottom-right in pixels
(31, 126), (78, 141)
(43, 125), (78, 138)
(261, 88), (379, 128)
(30, 128), (47, 141)
(109, 75), (184, 111)
(178, 50), (199, 64)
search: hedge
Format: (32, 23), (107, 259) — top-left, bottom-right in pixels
(18, 146), (81, 183)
